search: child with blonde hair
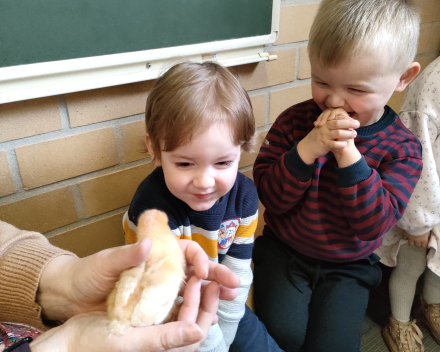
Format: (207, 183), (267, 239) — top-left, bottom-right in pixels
(252, 1), (423, 351)
(124, 61), (281, 352)
(377, 56), (440, 352)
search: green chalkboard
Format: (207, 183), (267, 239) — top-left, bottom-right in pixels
(0, 0), (273, 68)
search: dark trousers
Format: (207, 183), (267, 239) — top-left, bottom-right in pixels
(230, 305), (284, 352)
(252, 230), (382, 352)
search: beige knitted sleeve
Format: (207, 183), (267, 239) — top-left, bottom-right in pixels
(0, 221), (75, 331)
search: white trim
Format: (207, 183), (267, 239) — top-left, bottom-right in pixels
(0, 0), (280, 104)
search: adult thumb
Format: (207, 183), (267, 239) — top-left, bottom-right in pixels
(128, 321), (203, 351)
(96, 238), (152, 277)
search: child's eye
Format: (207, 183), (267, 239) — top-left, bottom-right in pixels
(176, 162), (191, 168)
(316, 81), (328, 86)
(349, 88), (364, 93)
(217, 161), (233, 167)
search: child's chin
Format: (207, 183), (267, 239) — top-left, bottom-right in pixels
(188, 201), (216, 212)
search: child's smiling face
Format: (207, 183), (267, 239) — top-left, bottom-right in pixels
(149, 122), (242, 212)
(310, 54), (404, 126)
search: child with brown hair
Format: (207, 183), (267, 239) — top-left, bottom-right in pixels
(124, 61), (280, 352)
(252, 0), (423, 351)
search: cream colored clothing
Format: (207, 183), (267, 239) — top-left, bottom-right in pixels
(0, 221), (75, 331)
(376, 57), (440, 276)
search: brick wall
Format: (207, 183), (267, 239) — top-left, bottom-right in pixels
(1, 0), (439, 257)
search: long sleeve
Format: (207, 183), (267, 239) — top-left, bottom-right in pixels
(216, 211), (257, 347)
(336, 152), (422, 242)
(253, 111), (316, 216)
(0, 221), (75, 331)
(253, 100), (422, 262)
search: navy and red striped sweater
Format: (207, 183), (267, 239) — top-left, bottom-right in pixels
(253, 100), (423, 262)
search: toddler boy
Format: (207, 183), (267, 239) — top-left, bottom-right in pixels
(252, 0), (423, 351)
(124, 62), (275, 352)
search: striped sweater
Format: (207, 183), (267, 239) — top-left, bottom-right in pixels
(124, 167), (259, 352)
(253, 99), (423, 262)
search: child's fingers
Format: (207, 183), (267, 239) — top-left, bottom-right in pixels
(328, 140), (348, 150)
(327, 119), (360, 131)
(314, 108), (351, 127)
(314, 109), (332, 127)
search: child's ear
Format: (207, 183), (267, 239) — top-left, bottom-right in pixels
(395, 62), (420, 92)
(145, 135), (161, 166)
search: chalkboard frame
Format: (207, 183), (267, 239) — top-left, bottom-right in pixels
(0, 0), (280, 104)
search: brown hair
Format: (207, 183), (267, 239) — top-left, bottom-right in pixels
(308, 0), (419, 74)
(145, 61), (256, 161)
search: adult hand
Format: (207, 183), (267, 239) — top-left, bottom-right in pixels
(31, 276), (220, 352)
(403, 231), (431, 248)
(38, 238), (239, 321)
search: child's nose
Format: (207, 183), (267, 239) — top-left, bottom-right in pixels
(193, 172), (215, 189)
(326, 92), (345, 109)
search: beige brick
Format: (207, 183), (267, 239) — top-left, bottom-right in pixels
(416, 0), (440, 23)
(270, 84), (312, 122)
(66, 81), (154, 127)
(0, 187), (78, 233)
(0, 97), (61, 143)
(49, 212), (125, 257)
(234, 49), (296, 91)
(417, 23), (432, 55)
(388, 91), (406, 114)
(79, 162), (155, 218)
(121, 120), (149, 163)
(16, 128), (118, 189)
(250, 94), (267, 128)
(276, 4), (320, 45)
(0, 152), (15, 197)
(239, 131), (267, 168)
(298, 46), (311, 79)
(429, 22), (440, 52)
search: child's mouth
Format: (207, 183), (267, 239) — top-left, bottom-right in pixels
(194, 193), (213, 200)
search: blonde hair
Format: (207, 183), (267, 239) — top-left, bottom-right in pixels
(145, 61), (255, 161)
(308, 0), (419, 73)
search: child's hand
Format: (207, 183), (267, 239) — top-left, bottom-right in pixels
(403, 231), (431, 248)
(314, 108), (351, 128)
(297, 111), (359, 164)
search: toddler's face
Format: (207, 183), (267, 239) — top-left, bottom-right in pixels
(157, 122), (241, 212)
(310, 55), (402, 126)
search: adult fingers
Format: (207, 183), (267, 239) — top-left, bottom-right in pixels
(196, 281), (221, 333)
(91, 238), (152, 278)
(179, 240), (210, 280)
(179, 240), (240, 290)
(178, 276), (202, 323)
(205, 261), (240, 289)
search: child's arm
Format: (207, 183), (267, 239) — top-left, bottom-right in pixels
(335, 142), (423, 241)
(254, 108), (358, 214)
(216, 211), (258, 347)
